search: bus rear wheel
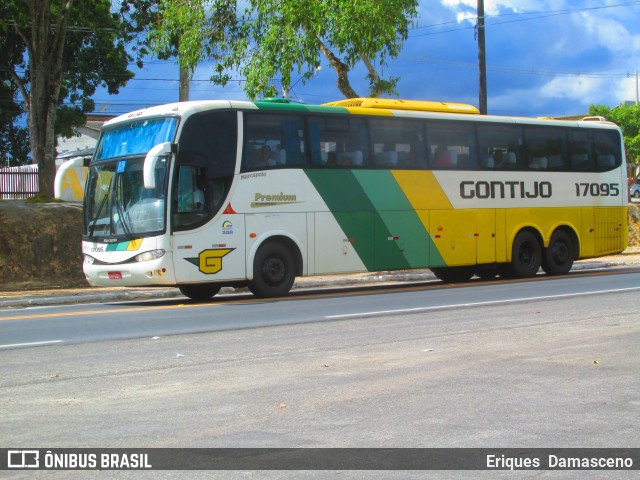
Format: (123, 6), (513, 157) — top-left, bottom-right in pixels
(542, 230), (574, 275)
(178, 283), (222, 301)
(506, 230), (542, 278)
(249, 241), (296, 298)
(431, 266), (475, 283)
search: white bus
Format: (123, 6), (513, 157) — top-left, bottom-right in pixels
(82, 99), (628, 299)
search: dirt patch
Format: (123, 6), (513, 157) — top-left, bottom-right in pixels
(0, 201), (87, 290)
(1, 201), (639, 292)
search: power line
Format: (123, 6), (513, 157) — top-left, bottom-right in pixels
(409, 0), (640, 37)
(395, 55), (638, 79)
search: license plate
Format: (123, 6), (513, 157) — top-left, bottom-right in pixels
(108, 272), (123, 280)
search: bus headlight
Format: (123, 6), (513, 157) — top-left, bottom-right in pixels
(134, 249), (166, 262)
(84, 254), (95, 265)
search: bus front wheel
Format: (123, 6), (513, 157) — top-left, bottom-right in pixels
(542, 230), (574, 275)
(507, 230), (542, 278)
(178, 283), (222, 301)
(249, 241), (296, 298)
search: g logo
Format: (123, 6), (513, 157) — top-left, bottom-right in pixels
(197, 248), (234, 274)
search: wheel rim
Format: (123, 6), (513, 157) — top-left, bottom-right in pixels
(551, 241), (569, 264)
(262, 256), (286, 286)
(518, 242), (537, 268)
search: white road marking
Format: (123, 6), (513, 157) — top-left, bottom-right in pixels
(0, 340), (64, 349)
(325, 286), (640, 319)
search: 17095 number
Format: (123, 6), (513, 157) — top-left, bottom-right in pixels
(575, 182), (620, 197)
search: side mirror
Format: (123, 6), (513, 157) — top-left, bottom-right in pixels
(143, 142), (174, 189)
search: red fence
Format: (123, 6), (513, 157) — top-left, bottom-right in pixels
(0, 165), (39, 199)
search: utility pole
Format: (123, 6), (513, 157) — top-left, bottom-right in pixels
(179, 62), (190, 102)
(477, 0), (488, 114)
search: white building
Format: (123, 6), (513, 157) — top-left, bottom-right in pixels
(56, 115), (112, 159)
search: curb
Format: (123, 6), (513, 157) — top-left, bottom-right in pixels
(0, 260), (626, 309)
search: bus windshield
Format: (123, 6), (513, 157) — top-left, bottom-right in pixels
(95, 117), (178, 160)
(84, 155), (169, 239)
(84, 116), (177, 240)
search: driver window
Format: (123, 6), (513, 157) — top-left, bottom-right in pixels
(174, 165), (208, 227)
(172, 110), (237, 230)
(177, 166), (206, 213)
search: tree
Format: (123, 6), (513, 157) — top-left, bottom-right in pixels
(2, 0), (147, 196)
(154, 0), (418, 100)
(243, 0), (418, 99)
(589, 103), (640, 182)
(0, 99), (29, 167)
(148, 0), (238, 101)
(0, 16), (29, 166)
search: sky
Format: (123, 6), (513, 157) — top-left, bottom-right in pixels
(90, 0), (640, 118)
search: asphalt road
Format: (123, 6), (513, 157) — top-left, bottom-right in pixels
(1, 268), (639, 348)
(1, 271), (639, 479)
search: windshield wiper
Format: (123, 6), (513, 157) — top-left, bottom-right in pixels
(113, 177), (134, 239)
(89, 176), (113, 238)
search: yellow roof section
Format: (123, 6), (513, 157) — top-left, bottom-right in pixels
(323, 98), (480, 115)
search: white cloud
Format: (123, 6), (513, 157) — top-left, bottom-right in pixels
(580, 12), (640, 56)
(508, 74), (637, 113)
(487, 74), (619, 116)
(441, 0), (547, 17)
(539, 76), (610, 102)
(614, 76), (640, 105)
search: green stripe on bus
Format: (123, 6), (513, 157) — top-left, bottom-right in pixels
(305, 169), (376, 269)
(254, 101), (349, 115)
(352, 170), (432, 269)
(106, 242), (127, 252)
(305, 169), (444, 271)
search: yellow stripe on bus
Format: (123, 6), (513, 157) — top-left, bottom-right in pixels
(343, 107), (394, 117)
(127, 239), (143, 250)
(391, 170), (453, 210)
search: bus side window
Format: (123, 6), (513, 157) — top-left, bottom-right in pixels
(427, 122), (476, 170)
(243, 113), (306, 171)
(477, 124), (522, 170)
(369, 118), (426, 169)
(523, 126), (566, 171)
(344, 119), (368, 167)
(593, 130), (621, 171)
(569, 130), (594, 171)
(308, 116), (368, 168)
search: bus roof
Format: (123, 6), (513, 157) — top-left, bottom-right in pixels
(323, 97), (480, 115)
(102, 99), (620, 133)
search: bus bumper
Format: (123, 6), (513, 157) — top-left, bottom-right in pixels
(83, 253), (177, 287)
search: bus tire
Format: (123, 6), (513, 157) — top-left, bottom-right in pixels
(431, 266), (474, 283)
(249, 241), (296, 298)
(508, 230), (542, 278)
(178, 283), (222, 301)
(542, 230), (574, 275)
